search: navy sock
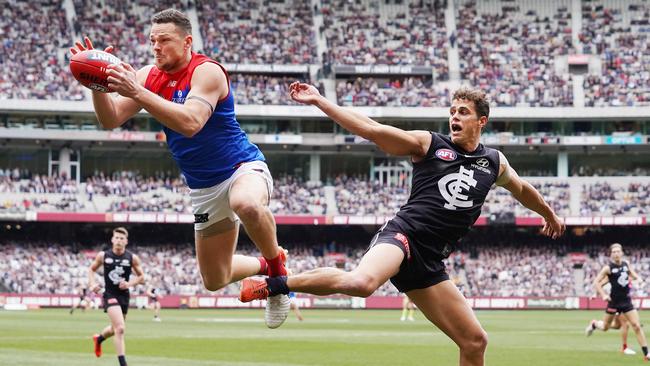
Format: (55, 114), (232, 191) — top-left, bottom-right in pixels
(97, 335), (105, 344)
(118, 355), (127, 366)
(642, 346), (648, 356)
(266, 276), (290, 296)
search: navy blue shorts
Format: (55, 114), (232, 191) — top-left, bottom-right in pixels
(368, 220), (449, 293)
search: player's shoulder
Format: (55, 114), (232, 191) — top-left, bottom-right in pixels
(136, 64), (157, 83)
(192, 61), (226, 80)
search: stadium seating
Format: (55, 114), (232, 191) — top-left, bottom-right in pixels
(581, 0), (650, 106)
(197, 0), (317, 64)
(1, 169), (648, 217)
(5, 240), (648, 298)
(455, 0), (574, 107)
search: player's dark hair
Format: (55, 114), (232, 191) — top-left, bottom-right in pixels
(113, 227), (129, 238)
(452, 87), (490, 119)
(152, 9), (192, 35)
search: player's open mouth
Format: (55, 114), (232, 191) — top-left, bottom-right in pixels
(451, 123), (462, 132)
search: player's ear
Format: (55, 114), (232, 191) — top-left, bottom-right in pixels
(478, 116), (488, 129)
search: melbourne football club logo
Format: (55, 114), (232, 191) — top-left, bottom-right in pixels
(438, 166), (478, 210)
(435, 149), (457, 161)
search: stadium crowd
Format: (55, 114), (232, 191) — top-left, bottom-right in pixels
(0, 1), (84, 100)
(581, 1), (650, 107)
(455, 1), (574, 107)
(321, 0), (449, 74)
(5, 237), (649, 298)
(1, 169), (648, 217)
(197, 0), (317, 64)
(336, 77), (450, 107)
(4, 0), (650, 107)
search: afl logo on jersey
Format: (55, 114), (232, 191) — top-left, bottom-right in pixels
(105, 257), (114, 264)
(435, 149), (457, 161)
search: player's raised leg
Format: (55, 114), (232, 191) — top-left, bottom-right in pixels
(241, 243), (403, 298)
(230, 171), (290, 328)
(408, 281), (488, 366)
(196, 222), (258, 291)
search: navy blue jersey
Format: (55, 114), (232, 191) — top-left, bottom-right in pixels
(608, 260), (631, 302)
(393, 132), (500, 258)
(103, 250), (134, 296)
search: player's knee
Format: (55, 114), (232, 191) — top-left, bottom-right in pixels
(461, 329), (488, 355)
(631, 322), (642, 332)
(114, 324), (125, 336)
(347, 273), (379, 297)
(201, 272), (231, 292)
(231, 199), (264, 222)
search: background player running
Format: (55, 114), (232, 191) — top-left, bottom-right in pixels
(585, 243), (648, 360)
(400, 293), (415, 322)
(146, 286), (162, 322)
(88, 227), (144, 366)
(241, 82), (565, 366)
(69, 283), (91, 315)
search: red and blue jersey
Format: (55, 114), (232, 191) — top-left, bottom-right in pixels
(144, 52), (264, 189)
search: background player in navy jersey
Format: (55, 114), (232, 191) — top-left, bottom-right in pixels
(88, 227), (144, 366)
(69, 8), (290, 328)
(146, 286), (162, 322)
(240, 82), (565, 366)
(586, 243), (648, 360)
(69, 283), (91, 315)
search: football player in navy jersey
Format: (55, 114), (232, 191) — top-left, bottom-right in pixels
(586, 243), (648, 360)
(88, 227), (144, 366)
(241, 82), (565, 366)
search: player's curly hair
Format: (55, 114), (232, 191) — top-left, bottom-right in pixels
(452, 87), (490, 119)
(152, 9), (192, 35)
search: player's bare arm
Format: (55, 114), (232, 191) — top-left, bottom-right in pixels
(69, 36), (145, 129)
(106, 61), (225, 137)
(119, 255), (145, 290)
(88, 251), (105, 293)
(289, 82), (430, 159)
(594, 265), (612, 301)
(496, 151), (565, 239)
(629, 265), (640, 281)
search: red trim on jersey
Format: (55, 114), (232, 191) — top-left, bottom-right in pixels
(144, 53), (230, 105)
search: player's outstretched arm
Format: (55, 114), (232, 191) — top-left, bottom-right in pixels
(88, 251), (104, 293)
(105, 62), (224, 137)
(70, 37), (143, 129)
(495, 151), (565, 239)
(289, 82), (430, 158)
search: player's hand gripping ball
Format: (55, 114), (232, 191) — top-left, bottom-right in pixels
(69, 50), (122, 93)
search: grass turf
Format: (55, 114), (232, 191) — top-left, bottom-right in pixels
(0, 308), (646, 365)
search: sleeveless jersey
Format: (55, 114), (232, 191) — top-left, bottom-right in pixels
(608, 260), (631, 301)
(144, 52), (264, 189)
(103, 249), (134, 296)
(393, 132), (500, 257)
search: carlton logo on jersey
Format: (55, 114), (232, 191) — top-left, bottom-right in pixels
(438, 166), (478, 210)
(108, 266), (125, 285)
(435, 149), (457, 161)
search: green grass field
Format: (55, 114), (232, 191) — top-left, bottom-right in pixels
(0, 308), (646, 365)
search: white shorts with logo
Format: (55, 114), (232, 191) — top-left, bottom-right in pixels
(190, 161), (273, 231)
